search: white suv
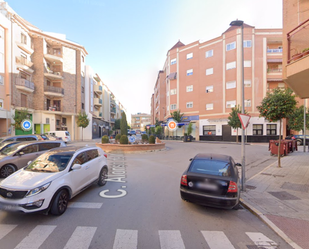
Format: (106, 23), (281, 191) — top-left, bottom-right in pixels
(0, 146), (108, 215)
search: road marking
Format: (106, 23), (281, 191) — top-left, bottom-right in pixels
(68, 202), (103, 209)
(246, 232), (278, 248)
(113, 229), (138, 249)
(14, 225), (56, 249)
(201, 231), (235, 249)
(0, 224), (17, 240)
(159, 230), (185, 249)
(64, 226), (97, 249)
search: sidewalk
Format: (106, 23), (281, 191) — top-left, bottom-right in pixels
(240, 150), (309, 249)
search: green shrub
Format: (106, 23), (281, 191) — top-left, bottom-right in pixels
(101, 135), (109, 143)
(115, 134), (121, 141)
(142, 134), (148, 142)
(149, 135), (155, 144)
(119, 135), (128, 144)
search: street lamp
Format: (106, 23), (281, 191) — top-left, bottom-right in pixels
(230, 20), (246, 191)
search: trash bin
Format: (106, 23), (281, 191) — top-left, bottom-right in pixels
(269, 140), (287, 156)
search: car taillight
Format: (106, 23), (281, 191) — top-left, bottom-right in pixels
(227, 181), (237, 193)
(104, 153), (107, 158)
(181, 175), (188, 186)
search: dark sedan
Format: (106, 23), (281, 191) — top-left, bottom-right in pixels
(180, 153), (241, 209)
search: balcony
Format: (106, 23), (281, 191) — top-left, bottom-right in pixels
(93, 110), (100, 117)
(16, 41), (34, 55)
(110, 107), (116, 114)
(286, 18), (309, 98)
(110, 118), (115, 123)
(44, 70), (64, 80)
(44, 85), (64, 97)
(94, 98), (102, 107)
(44, 51), (63, 64)
(267, 49), (282, 53)
(15, 56), (34, 74)
(94, 85), (103, 95)
(110, 99), (116, 106)
(15, 78), (35, 93)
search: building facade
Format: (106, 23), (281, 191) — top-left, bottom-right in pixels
(282, 0), (309, 99)
(131, 113), (151, 131)
(151, 23), (301, 142)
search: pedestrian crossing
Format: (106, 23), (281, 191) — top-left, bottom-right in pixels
(0, 225), (279, 249)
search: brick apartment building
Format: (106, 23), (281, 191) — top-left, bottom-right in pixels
(151, 22), (306, 142)
(0, 1), (125, 140)
(131, 113), (151, 131)
(282, 0), (309, 99)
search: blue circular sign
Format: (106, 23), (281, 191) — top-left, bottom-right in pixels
(21, 119), (32, 131)
(129, 136), (136, 143)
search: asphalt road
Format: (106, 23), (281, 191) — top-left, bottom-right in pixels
(0, 140), (292, 248)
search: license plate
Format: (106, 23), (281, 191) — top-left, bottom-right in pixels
(197, 182), (218, 191)
(0, 203), (19, 211)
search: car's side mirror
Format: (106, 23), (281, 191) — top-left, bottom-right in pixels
(189, 158), (193, 161)
(27, 161), (32, 165)
(235, 163), (242, 167)
(71, 164), (82, 170)
(18, 151), (25, 156)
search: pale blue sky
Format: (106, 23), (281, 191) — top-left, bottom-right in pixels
(6, 0), (282, 122)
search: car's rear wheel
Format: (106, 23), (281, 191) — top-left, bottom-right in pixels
(51, 189), (69, 215)
(0, 164), (16, 178)
(98, 167), (108, 186)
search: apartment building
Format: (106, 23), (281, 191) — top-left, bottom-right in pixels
(152, 70), (166, 125)
(282, 0), (309, 99)
(131, 113), (151, 131)
(152, 22), (298, 142)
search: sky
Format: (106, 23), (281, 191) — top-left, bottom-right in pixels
(5, 0), (282, 123)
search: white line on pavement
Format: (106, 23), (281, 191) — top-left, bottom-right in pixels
(64, 226), (97, 249)
(113, 229), (138, 249)
(0, 224), (17, 240)
(201, 231), (235, 249)
(159, 230), (185, 249)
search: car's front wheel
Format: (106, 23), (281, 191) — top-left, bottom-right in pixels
(0, 164), (16, 178)
(51, 189), (69, 215)
(98, 167), (108, 186)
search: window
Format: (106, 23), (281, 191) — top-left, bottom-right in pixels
(186, 85), (193, 92)
(170, 89), (176, 95)
(20, 145), (39, 154)
(86, 149), (99, 161)
(244, 60), (251, 67)
(253, 124), (263, 135)
(267, 124), (277, 135)
(226, 61), (236, 70)
(171, 104), (176, 110)
(278, 83), (285, 89)
(82, 55), (84, 62)
(53, 48), (61, 56)
(39, 143), (61, 151)
(56, 120), (60, 126)
(206, 103), (213, 110)
(82, 103), (84, 109)
(73, 152), (87, 165)
(82, 86), (84, 93)
(226, 81), (236, 89)
(203, 125), (216, 135)
(206, 68), (213, 75)
(21, 94), (27, 107)
(167, 106), (169, 111)
(226, 100), (236, 108)
(244, 80), (251, 87)
(226, 42), (236, 51)
(46, 118), (50, 124)
(171, 58), (176, 65)
(206, 86), (213, 93)
(21, 33), (27, 45)
(206, 50), (213, 58)
(244, 40), (252, 48)
(186, 102), (193, 108)
(187, 69), (193, 76)
(0, 75), (3, 85)
(187, 53), (193, 59)
(0, 99), (3, 109)
(245, 99), (251, 107)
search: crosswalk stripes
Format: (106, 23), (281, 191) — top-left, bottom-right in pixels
(0, 224), (281, 249)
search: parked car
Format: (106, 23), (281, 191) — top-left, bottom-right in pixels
(40, 134), (62, 141)
(0, 146), (108, 215)
(0, 141), (21, 153)
(180, 153), (241, 210)
(46, 131), (71, 143)
(0, 140), (66, 178)
(0, 134), (44, 145)
(290, 135), (309, 146)
(130, 130), (136, 135)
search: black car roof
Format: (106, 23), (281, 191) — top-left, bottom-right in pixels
(193, 153), (232, 162)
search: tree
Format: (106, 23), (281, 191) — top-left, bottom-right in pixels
(170, 110), (183, 124)
(76, 111), (90, 141)
(187, 122), (193, 136)
(12, 109), (29, 132)
(257, 88), (297, 167)
(120, 112), (128, 136)
(155, 125), (162, 136)
(115, 119), (121, 130)
(227, 105), (247, 143)
(287, 105), (309, 133)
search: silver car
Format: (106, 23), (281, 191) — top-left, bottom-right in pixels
(0, 141), (66, 178)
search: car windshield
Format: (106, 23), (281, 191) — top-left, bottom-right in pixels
(0, 143), (25, 156)
(189, 159), (231, 177)
(0, 142), (19, 152)
(25, 152), (73, 173)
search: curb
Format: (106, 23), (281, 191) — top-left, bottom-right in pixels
(240, 198), (302, 249)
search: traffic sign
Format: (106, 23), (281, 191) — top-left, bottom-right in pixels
(238, 113), (251, 130)
(21, 119), (32, 131)
(128, 136), (136, 143)
(167, 119), (178, 131)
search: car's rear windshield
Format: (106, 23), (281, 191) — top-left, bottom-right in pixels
(65, 132), (70, 136)
(189, 159), (231, 177)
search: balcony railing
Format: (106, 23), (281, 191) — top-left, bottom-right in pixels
(287, 18), (309, 64)
(16, 56), (33, 67)
(47, 106), (61, 112)
(267, 68), (282, 73)
(15, 78), (35, 91)
(267, 49), (282, 53)
(44, 85), (64, 94)
(111, 107), (116, 113)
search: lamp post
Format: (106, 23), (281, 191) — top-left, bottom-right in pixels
(230, 20), (245, 191)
